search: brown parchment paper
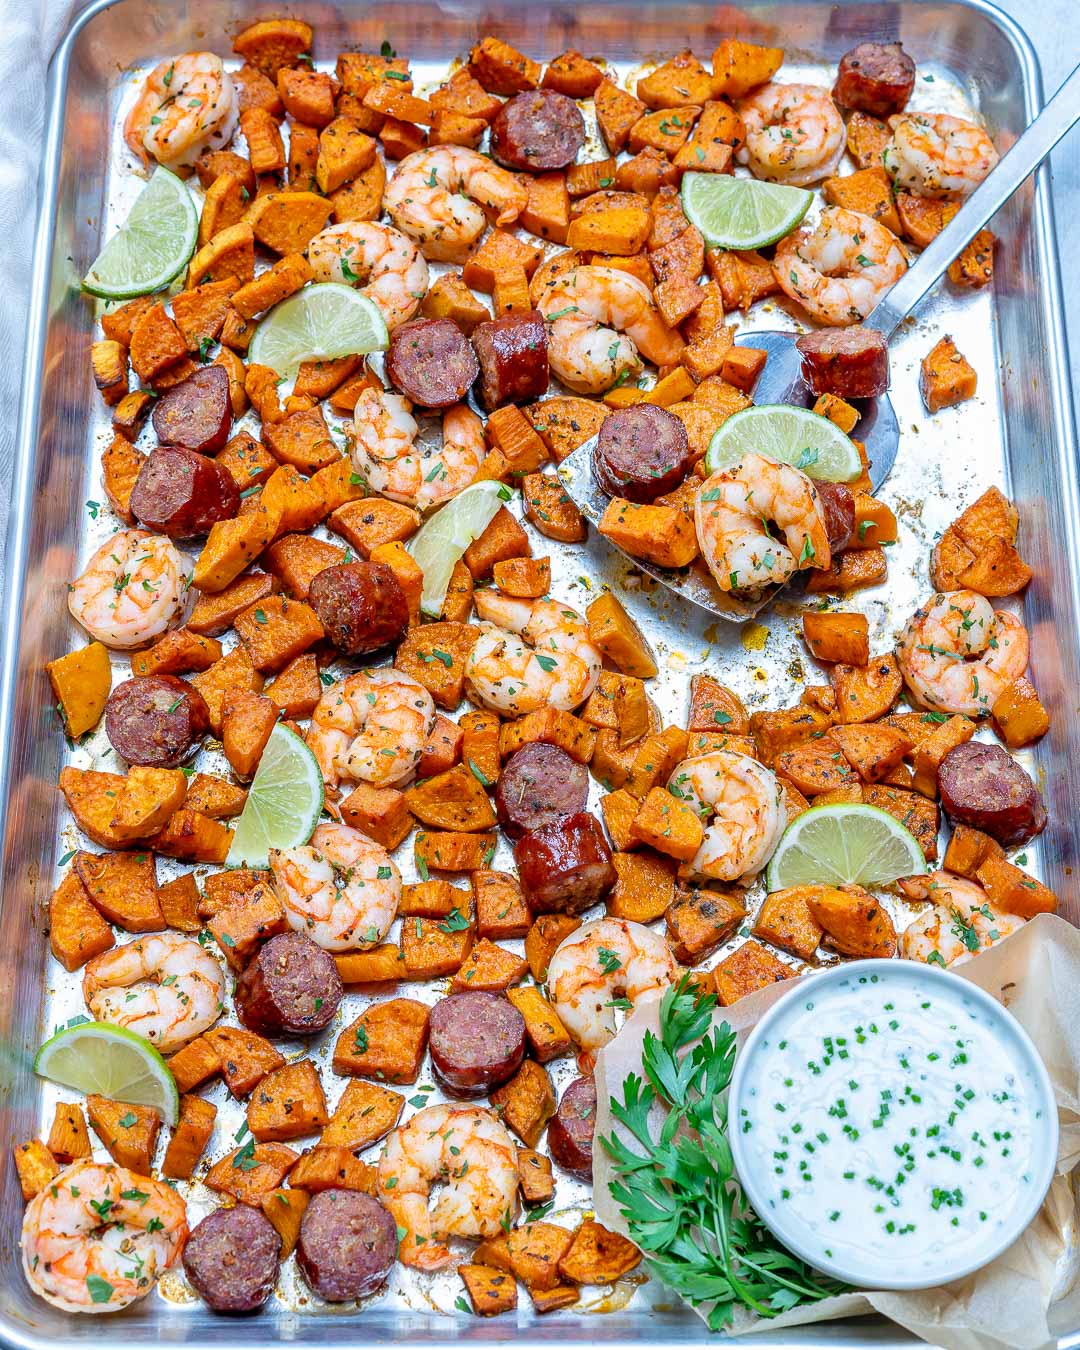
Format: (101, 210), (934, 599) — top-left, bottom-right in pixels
(593, 914), (1080, 1350)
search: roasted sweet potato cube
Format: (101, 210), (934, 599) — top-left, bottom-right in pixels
(462, 229), (544, 292)
(469, 36), (540, 94)
(665, 885), (745, 962)
(322, 1080), (404, 1150)
(831, 722), (912, 784)
(823, 166), (901, 236)
(499, 707), (596, 765)
(774, 735), (858, 796)
(517, 1149), (555, 1206)
(234, 595), (325, 673)
(543, 50), (604, 98)
(393, 622), (477, 709)
(802, 612), (870, 666)
(559, 1220), (642, 1284)
(992, 677), (1049, 748)
(87, 1096), (160, 1173)
(206, 1025), (285, 1097)
(401, 909), (475, 976)
(146, 808), (232, 865)
(942, 823), (1004, 878)
(830, 654), (903, 724)
(59, 767), (133, 850)
(205, 1141), (298, 1204)
(405, 765), (496, 832)
(332, 998), (430, 1083)
(415, 830), (497, 874)
(629, 787), (704, 861)
(221, 689), (278, 780)
(506, 985), (573, 1063)
(167, 1035), (222, 1092)
(209, 883), (287, 972)
(806, 884), (897, 957)
(463, 507), (531, 579)
(752, 888), (824, 961)
(957, 535), (1032, 597)
(605, 849), (675, 921)
(474, 870), (531, 940)
(458, 1263), (518, 1316)
(288, 1146), (376, 1194)
(474, 1235), (513, 1271)
(74, 848), (163, 932)
(162, 1094), (218, 1180)
(920, 336), (977, 412)
(712, 939), (794, 1005)
(49, 870), (115, 971)
(911, 714), (975, 798)
(452, 938), (528, 993)
(107, 766), (188, 844)
(600, 496), (700, 569)
(863, 784), (939, 862)
(422, 273), (491, 336)
(47, 1102), (92, 1164)
(976, 856), (1058, 918)
(261, 654), (321, 721)
(233, 17), (312, 78)
(155, 873), (202, 933)
(586, 592), (658, 679)
(334, 945), (409, 984)
(13, 1140), (59, 1200)
(507, 1221), (575, 1291)
(247, 1059), (329, 1142)
(525, 914), (581, 981)
(316, 116), (377, 193)
(399, 878), (465, 919)
(338, 781), (413, 851)
(261, 1187), (310, 1259)
(129, 303), (186, 381)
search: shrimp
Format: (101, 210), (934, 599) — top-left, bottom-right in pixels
(897, 589), (1029, 716)
(21, 1160), (187, 1313)
(270, 821), (400, 952)
(307, 221), (429, 331)
(899, 872), (1024, 966)
(350, 388), (484, 510)
(82, 935), (225, 1053)
(123, 53), (237, 170)
(537, 265), (685, 395)
(735, 82), (845, 186)
(377, 1104), (519, 1270)
(695, 453), (831, 596)
(668, 750), (788, 883)
(68, 529), (190, 650)
(384, 146), (528, 262)
(883, 112), (999, 200)
(464, 591), (602, 716)
(773, 206), (908, 325)
(547, 918), (679, 1060)
(306, 668), (435, 792)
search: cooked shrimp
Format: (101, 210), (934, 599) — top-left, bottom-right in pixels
(537, 265), (684, 395)
(897, 589), (1029, 716)
(307, 221), (429, 331)
(735, 82), (845, 185)
(82, 934), (224, 1054)
(547, 918), (679, 1060)
(899, 872), (1024, 966)
(123, 53), (237, 170)
(377, 1104), (519, 1270)
(464, 592), (602, 716)
(668, 750), (788, 883)
(21, 1160), (187, 1313)
(68, 529), (190, 650)
(350, 388), (484, 510)
(883, 112), (999, 199)
(773, 206), (908, 325)
(306, 668), (435, 792)
(384, 146), (528, 262)
(270, 821), (400, 952)
(695, 453), (831, 595)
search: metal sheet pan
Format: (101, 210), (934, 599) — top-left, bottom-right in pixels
(3, 0), (1079, 1346)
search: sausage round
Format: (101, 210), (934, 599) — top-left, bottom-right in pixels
(151, 365), (233, 453)
(296, 1189), (398, 1303)
(514, 811), (617, 915)
(472, 311), (549, 410)
(495, 742), (589, 839)
(386, 317), (479, 408)
(592, 405), (692, 503)
(428, 991), (526, 1095)
(308, 562), (409, 655)
(234, 931), (343, 1036)
(938, 740), (1047, 846)
(182, 1205), (281, 1313)
(129, 445), (241, 539)
(797, 326), (890, 399)
(813, 480), (856, 553)
(490, 91), (586, 172)
(547, 1076), (596, 1180)
(105, 674), (210, 768)
(833, 42), (916, 117)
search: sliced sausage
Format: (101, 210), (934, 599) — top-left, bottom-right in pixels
(495, 742), (589, 839)
(490, 90), (586, 172)
(547, 1076), (596, 1180)
(592, 405), (692, 503)
(234, 931), (343, 1036)
(428, 991), (526, 1095)
(182, 1205), (281, 1313)
(813, 480), (856, 553)
(386, 317), (479, 408)
(105, 674), (210, 768)
(151, 365), (233, 453)
(129, 445), (241, 538)
(472, 310), (549, 410)
(296, 1189), (398, 1302)
(797, 326), (890, 399)
(308, 562), (409, 655)
(938, 740), (1047, 846)
(514, 811), (617, 914)
(834, 42), (916, 117)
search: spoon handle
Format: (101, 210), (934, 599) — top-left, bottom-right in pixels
(864, 60), (1080, 337)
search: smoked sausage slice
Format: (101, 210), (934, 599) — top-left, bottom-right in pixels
(309, 562), (409, 655)
(105, 674), (210, 768)
(938, 740), (1047, 846)
(472, 310), (549, 410)
(514, 811), (617, 914)
(547, 1076), (596, 1180)
(833, 42), (916, 117)
(183, 1205), (281, 1312)
(151, 365), (233, 453)
(386, 317), (479, 408)
(812, 480), (856, 553)
(495, 742), (590, 839)
(296, 1190), (398, 1302)
(130, 445), (241, 538)
(428, 991), (526, 1095)
(592, 404), (691, 503)
(235, 931), (343, 1036)
(796, 326), (890, 399)
(490, 90), (586, 172)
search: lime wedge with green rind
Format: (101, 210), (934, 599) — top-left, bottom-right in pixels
(766, 803), (927, 891)
(705, 404), (863, 482)
(681, 173), (813, 250)
(226, 722), (324, 869)
(248, 283), (388, 378)
(82, 167), (198, 299)
(35, 1022), (179, 1126)
(407, 480), (511, 617)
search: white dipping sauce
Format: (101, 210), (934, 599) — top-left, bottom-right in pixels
(729, 961), (1058, 1289)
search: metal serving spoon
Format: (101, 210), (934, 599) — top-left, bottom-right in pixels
(558, 60), (1080, 620)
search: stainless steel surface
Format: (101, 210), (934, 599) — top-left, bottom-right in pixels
(2, 1), (1079, 1347)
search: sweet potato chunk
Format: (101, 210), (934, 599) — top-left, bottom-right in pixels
(162, 1094), (218, 1180)
(863, 784), (939, 862)
(802, 612), (870, 666)
(506, 985), (573, 1063)
(321, 1080), (404, 1150)
(560, 1220), (642, 1284)
(992, 677), (1049, 748)
(606, 849), (675, 921)
(459, 1262), (518, 1316)
(474, 870), (531, 940)
(507, 1221), (575, 1291)
(629, 787), (704, 861)
(13, 1140), (59, 1200)
(205, 1026), (285, 1098)
(920, 336), (977, 412)
(524, 913), (580, 981)
(394, 622), (478, 709)
(587, 592), (658, 678)
(87, 1096), (160, 1173)
(261, 1187), (310, 1259)
(288, 1147), (376, 1194)
(830, 654), (903, 724)
(47, 1102), (92, 1163)
(334, 945), (409, 984)
(712, 939), (794, 1005)
(247, 1059), (329, 1142)
(665, 885), (745, 963)
(339, 782), (413, 851)
(805, 884), (897, 956)
(74, 848), (163, 932)
(976, 856), (1057, 918)
(332, 999), (431, 1083)
(490, 1059), (555, 1148)
(752, 888), (824, 960)
(47, 642), (111, 738)
(205, 1141), (298, 1204)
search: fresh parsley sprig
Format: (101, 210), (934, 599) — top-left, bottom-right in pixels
(602, 978), (846, 1331)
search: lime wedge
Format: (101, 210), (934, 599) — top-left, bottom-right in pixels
(226, 722), (324, 868)
(82, 167), (198, 299)
(248, 283), (388, 378)
(681, 173), (812, 250)
(407, 480), (511, 617)
(766, 803), (927, 891)
(705, 404), (863, 482)
(35, 1022), (179, 1126)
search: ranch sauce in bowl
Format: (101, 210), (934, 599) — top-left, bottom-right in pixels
(729, 960), (1058, 1289)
